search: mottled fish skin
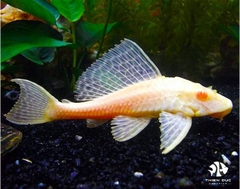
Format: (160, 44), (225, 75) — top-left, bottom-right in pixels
(1, 123), (22, 156)
(5, 39), (233, 154)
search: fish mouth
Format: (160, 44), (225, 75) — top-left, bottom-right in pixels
(209, 98), (233, 121)
(209, 107), (232, 121)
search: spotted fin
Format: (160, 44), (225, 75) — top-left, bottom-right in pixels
(111, 116), (151, 142)
(87, 119), (108, 128)
(159, 111), (192, 154)
(75, 39), (161, 101)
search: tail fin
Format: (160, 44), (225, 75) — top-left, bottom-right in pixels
(5, 79), (58, 125)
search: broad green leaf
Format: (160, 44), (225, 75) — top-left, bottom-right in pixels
(51, 0), (85, 22)
(75, 21), (117, 47)
(1, 20), (73, 62)
(2, 0), (59, 25)
(21, 47), (56, 65)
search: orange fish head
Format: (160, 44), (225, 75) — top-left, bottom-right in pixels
(193, 88), (233, 120)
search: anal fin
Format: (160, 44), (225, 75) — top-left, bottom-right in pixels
(111, 116), (151, 142)
(159, 111), (192, 154)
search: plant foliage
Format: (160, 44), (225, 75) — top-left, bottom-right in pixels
(1, 0), (238, 95)
(1, 0), (117, 93)
(1, 20), (72, 63)
(84, 0), (238, 78)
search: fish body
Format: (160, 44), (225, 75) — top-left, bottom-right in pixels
(5, 39), (232, 154)
(47, 76), (231, 120)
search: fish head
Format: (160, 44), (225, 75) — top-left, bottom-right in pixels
(189, 85), (233, 120)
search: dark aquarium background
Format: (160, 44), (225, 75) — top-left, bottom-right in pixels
(1, 0), (239, 189)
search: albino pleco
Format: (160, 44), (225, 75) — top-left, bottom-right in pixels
(5, 39), (233, 154)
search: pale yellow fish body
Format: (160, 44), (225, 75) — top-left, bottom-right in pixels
(50, 76), (231, 120)
(5, 39), (233, 154)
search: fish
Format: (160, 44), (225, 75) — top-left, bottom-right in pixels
(5, 39), (233, 154)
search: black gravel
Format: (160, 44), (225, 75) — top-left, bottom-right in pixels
(1, 83), (239, 189)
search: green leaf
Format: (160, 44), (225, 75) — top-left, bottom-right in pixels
(227, 25), (239, 42)
(2, 0), (60, 25)
(75, 21), (117, 48)
(51, 0), (85, 22)
(219, 24), (239, 43)
(21, 47), (56, 65)
(1, 20), (73, 62)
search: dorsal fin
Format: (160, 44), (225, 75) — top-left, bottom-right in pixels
(75, 39), (161, 101)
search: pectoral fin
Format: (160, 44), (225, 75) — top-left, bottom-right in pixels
(111, 116), (151, 142)
(159, 111), (192, 154)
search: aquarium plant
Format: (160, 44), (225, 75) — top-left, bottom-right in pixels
(1, 0), (116, 94)
(1, 0), (239, 97)
(89, 0), (238, 79)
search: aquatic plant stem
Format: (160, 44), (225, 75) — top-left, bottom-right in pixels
(71, 22), (77, 90)
(77, 48), (87, 68)
(96, 0), (112, 59)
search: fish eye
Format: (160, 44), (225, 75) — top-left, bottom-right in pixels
(196, 91), (208, 101)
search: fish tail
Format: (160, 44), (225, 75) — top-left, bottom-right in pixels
(5, 79), (58, 125)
